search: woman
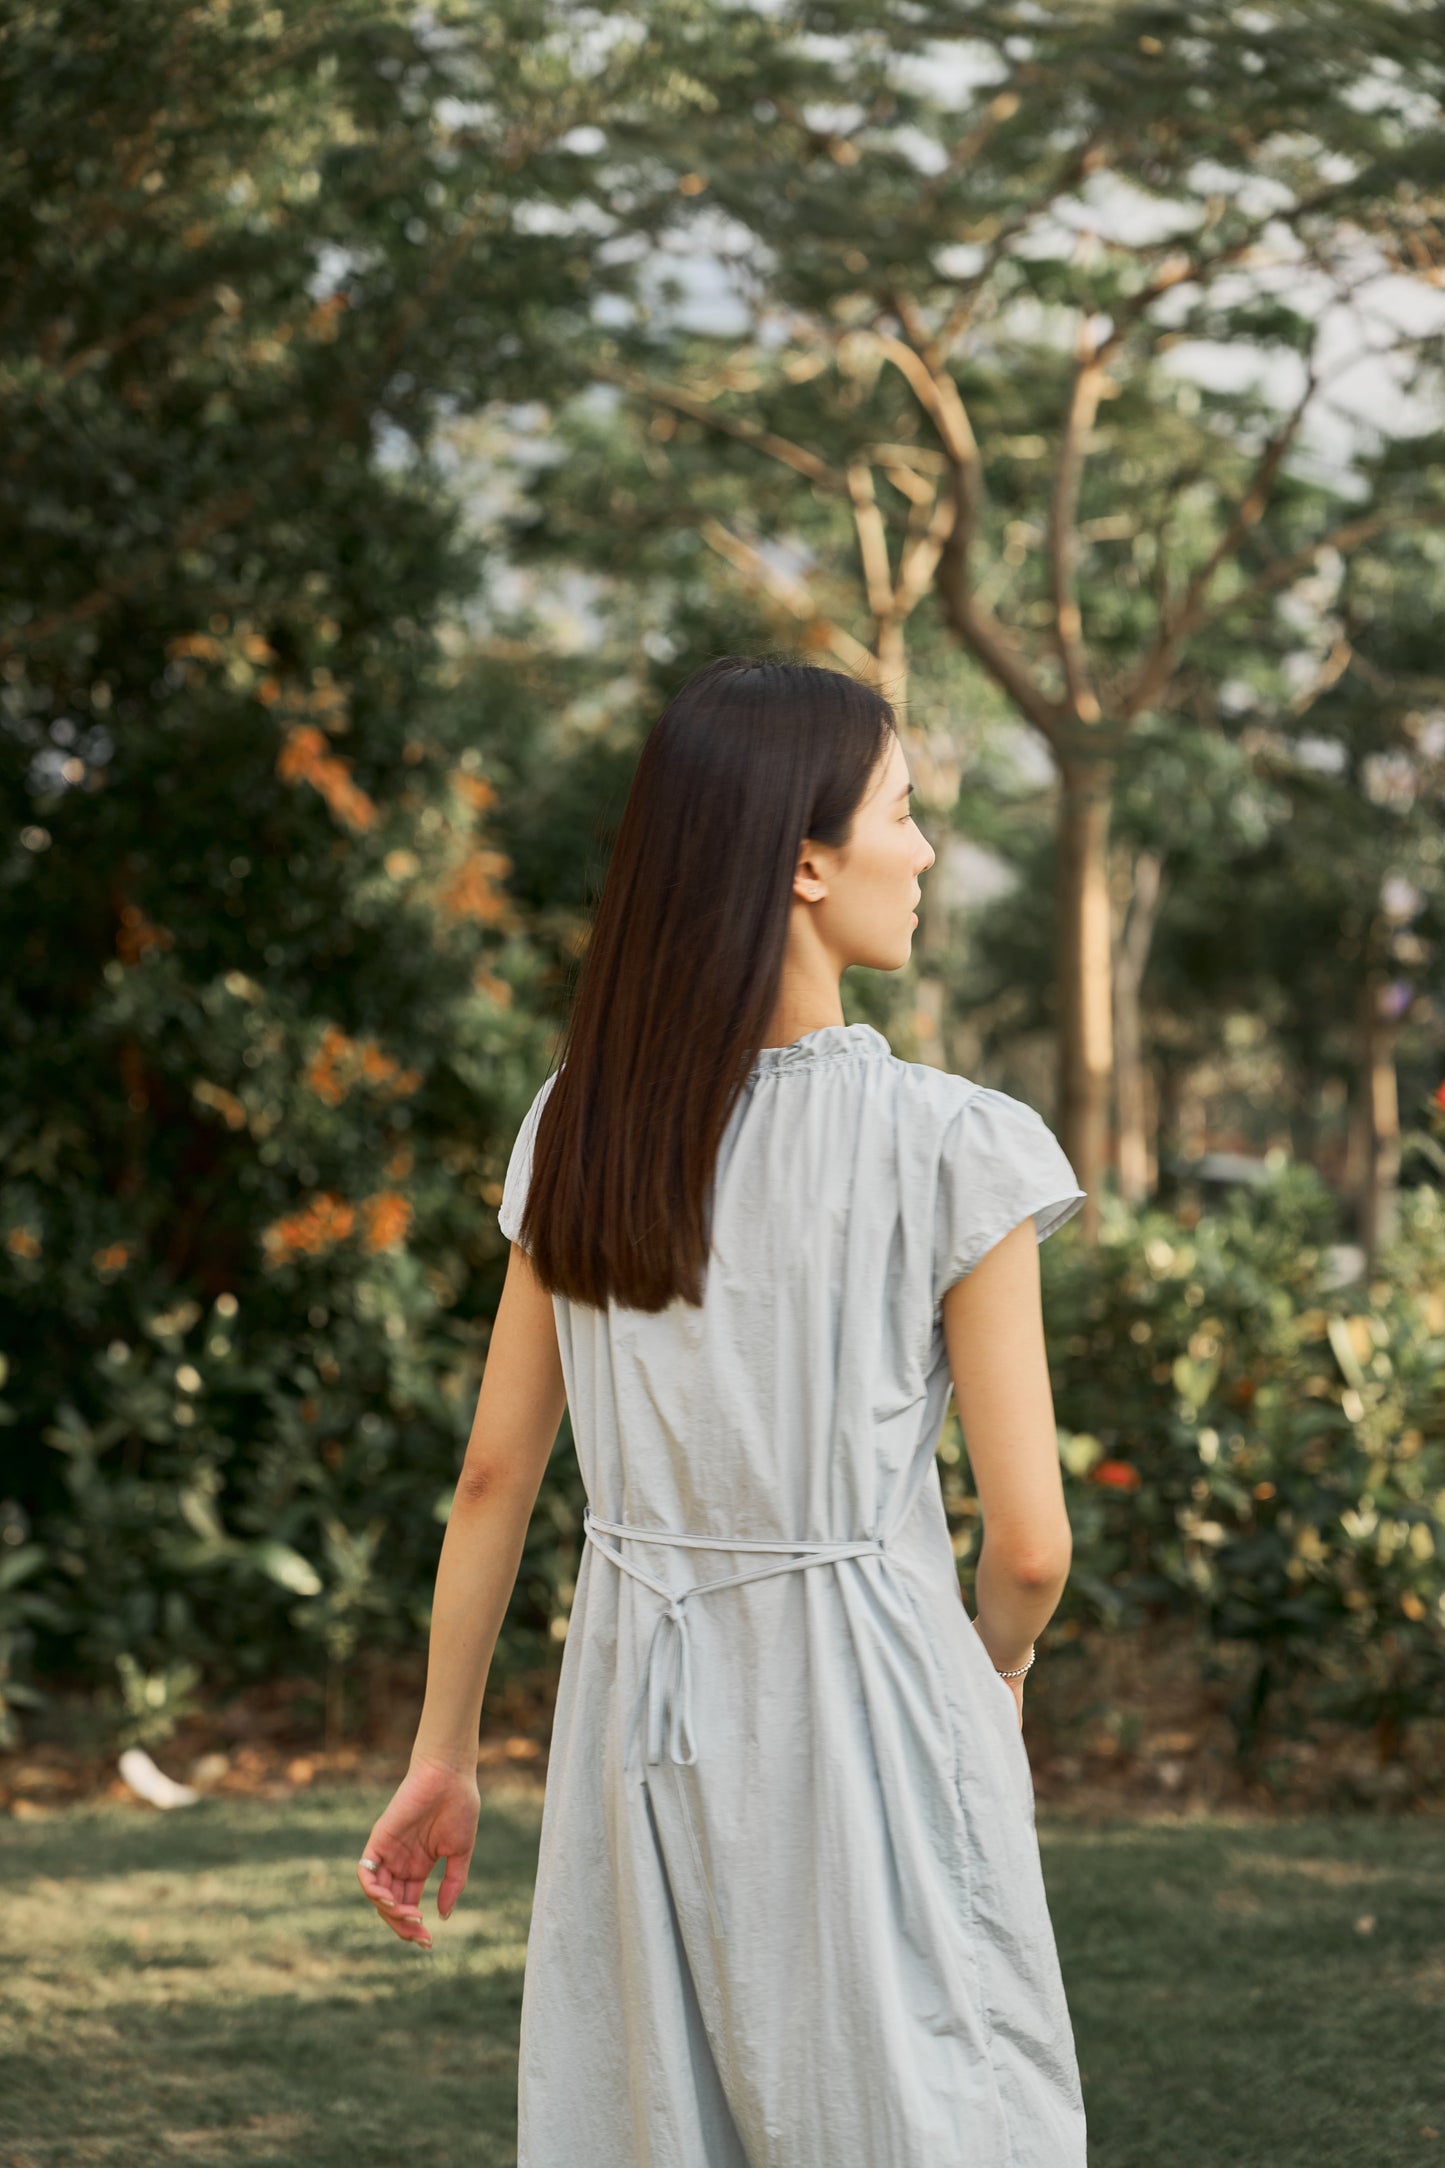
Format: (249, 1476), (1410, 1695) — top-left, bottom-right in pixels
(356, 656), (1088, 2165)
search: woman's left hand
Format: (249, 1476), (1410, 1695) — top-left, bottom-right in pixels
(355, 1755), (481, 1950)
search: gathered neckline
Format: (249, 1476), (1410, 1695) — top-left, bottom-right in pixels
(748, 1022), (892, 1075)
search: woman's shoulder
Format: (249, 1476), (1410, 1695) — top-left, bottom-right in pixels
(887, 1054), (989, 1121)
(888, 1058), (1062, 1156)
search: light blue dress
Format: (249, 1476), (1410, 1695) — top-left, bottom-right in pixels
(498, 1021), (1088, 2166)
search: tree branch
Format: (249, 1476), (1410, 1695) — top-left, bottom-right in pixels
(1049, 319), (1109, 723)
(597, 364), (848, 495)
(935, 547), (1070, 748)
(695, 516), (882, 683)
(921, 136), (1110, 363)
(876, 308), (1064, 741)
(1288, 632), (1354, 716)
(845, 462), (895, 623)
(872, 324), (985, 571)
(1119, 369), (1319, 718)
(893, 485), (957, 620)
(1193, 504), (1445, 642)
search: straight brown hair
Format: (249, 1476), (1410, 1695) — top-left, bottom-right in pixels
(513, 655), (897, 1311)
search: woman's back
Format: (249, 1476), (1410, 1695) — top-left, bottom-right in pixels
(510, 1022), (1079, 1538)
(503, 1021), (1089, 2166)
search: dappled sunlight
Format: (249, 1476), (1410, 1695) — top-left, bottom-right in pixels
(0, 1790), (538, 2167)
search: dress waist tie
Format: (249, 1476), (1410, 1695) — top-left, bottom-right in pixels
(582, 1503), (886, 1769)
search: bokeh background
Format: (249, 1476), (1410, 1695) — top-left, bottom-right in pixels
(2, 14), (1445, 2153)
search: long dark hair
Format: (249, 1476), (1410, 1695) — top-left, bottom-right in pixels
(515, 655), (896, 1312)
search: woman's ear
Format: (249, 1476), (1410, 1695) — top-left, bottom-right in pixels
(793, 841), (829, 904)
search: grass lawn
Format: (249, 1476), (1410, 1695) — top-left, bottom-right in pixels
(1, 1787), (1441, 2166)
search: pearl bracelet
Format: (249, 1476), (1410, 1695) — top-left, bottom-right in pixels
(995, 1646), (1036, 1679)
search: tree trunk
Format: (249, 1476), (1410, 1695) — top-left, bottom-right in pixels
(1113, 848), (1165, 1210)
(1055, 755), (1116, 1234)
(1349, 952), (1402, 1268)
(909, 849), (949, 1069)
(1155, 1056), (1184, 1195)
(896, 707), (965, 1076)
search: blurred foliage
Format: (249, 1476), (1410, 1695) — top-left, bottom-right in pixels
(943, 1131), (1445, 1759)
(505, 0), (1445, 1143)
(0, 0), (642, 1741)
(2, 1), (1443, 1768)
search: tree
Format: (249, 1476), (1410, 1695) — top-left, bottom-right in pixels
(0, 0), (654, 1717)
(541, 0), (1445, 1225)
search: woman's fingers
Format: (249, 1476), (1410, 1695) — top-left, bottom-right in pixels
(354, 1767), (482, 1949)
(437, 1849), (473, 1920)
(356, 1852), (430, 1941)
(355, 1861), (397, 1907)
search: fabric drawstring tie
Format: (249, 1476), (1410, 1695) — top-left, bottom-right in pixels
(582, 1503), (887, 1769)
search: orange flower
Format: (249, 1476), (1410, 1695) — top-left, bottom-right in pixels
(451, 769), (497, 812)
(260, 1186), (414, 1266)
(261, 1192), (356, 1267)
(6, 1226), (41, 1259)
(192, 1080), (247, 1131)
(277, 723), (377, 832)
(165, 632), (224, 663)
(307, 293), (348, 342)
(359, 1043), (400, 1086)
(92, 1242), (130, 1276)
(304, 1026), (420, 1106)
(115, 903), (175, 965)
(305, 1024), (352, 1107)
(1092, 1460), (1142, 1491)
(439, 847), (513, 924)
(360, 1192), (412, 1253)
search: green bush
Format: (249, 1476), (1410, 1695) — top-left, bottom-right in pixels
(0, 0), (623, 1750)
(1021, 1167), (1445, 1754)
(8, 1122), (1443, 1761)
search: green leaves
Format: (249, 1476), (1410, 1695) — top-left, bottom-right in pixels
(1039, 1175), (1445, 1755)
(251, 1539), (324, 1600)
(1, 0), (593, 1737)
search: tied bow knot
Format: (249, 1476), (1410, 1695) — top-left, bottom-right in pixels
(625, 1590), (698, 1770)
(582, 1503), (889, 1770)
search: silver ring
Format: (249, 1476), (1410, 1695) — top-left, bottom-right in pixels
(358, 1855), (380, 1871)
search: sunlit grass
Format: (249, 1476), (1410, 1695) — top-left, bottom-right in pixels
(0, 1784), (542, 2167)
(1, 1790), (1441, 2166)
(1046, 1813), (1445, 2167)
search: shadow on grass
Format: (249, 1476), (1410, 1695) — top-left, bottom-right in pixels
(2, 1972), (524, 2167)
(3, 1792), (1443, 2168)
(1044, 1814), (1445, 2168)
(0, 1785), (543, 1887)
(0, 1787), (543, 2168)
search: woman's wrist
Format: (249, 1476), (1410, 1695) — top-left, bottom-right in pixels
(992, 1644), (1035, 1679)
(408, 1735), (480, 1777)
(973, 1613), (1038, 1678)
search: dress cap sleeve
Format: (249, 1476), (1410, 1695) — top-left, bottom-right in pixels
(498, 1070), (559, 1252)
(933, 1084), (1085, 1305)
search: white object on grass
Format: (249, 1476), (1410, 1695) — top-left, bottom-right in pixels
(118, 1746), (201, 1809)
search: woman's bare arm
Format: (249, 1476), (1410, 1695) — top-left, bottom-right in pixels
(408, 1240), (568, 1774)
(940, 1216), (1073, 1686)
